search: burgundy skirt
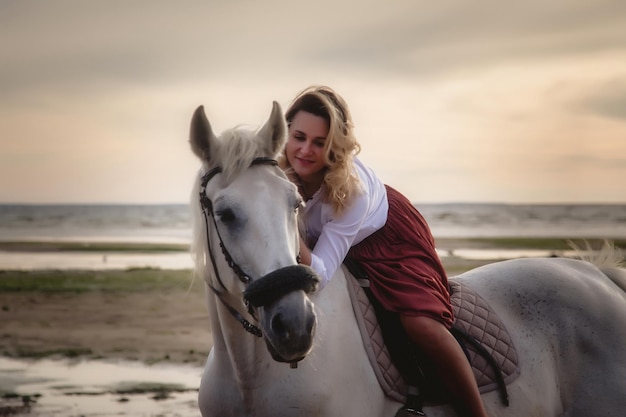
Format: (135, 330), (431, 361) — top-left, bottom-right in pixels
(347, 185), (454, 328)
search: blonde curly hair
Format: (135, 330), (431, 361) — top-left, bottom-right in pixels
(279, 86), (362, 215)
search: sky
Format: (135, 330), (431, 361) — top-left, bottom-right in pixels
(1, 0), (626, 204)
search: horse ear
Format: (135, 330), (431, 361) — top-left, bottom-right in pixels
(189, 105), (216, 161)
(257, 101), (287, 157)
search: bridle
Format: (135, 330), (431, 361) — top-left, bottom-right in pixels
(198, 157), (319, 338)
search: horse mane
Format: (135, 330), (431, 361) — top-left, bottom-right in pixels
(190, 172), (209, 294)
(568, 239), (625, 268)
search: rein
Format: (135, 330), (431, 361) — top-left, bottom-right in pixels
(199, 157), (318, 339)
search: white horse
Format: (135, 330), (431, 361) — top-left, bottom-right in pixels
(189, 102), (626, 417)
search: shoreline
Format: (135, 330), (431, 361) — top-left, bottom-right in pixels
(2, 237), (624, 274)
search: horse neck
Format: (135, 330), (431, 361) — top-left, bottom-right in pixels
(307, 268), (373, 366)
(306, 268), (402, 414)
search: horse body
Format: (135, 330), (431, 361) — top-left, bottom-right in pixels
(188, 102), (626, 417)
(446, 257), (626, 417)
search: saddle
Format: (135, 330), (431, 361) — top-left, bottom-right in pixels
(343, 262), (520, 412)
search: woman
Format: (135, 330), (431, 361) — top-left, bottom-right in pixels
(279, 85), (489, 417)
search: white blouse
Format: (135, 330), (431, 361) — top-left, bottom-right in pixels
(303, 158), (389, 288)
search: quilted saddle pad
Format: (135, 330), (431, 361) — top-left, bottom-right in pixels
(346, 275), (520, 403)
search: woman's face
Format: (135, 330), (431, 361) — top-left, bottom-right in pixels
(285, 110), (329, 186)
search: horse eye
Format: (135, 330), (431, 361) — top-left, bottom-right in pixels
(216, 208), (236, 223)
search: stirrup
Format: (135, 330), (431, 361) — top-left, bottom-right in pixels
(395, 406), (426, 416)
(394, 389), (426, 417)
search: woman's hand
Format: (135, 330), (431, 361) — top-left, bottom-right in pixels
(298, 236), (312, 266)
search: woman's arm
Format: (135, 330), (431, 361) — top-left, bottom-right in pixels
(305, 193), (370, 289)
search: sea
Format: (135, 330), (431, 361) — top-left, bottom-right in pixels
(1, 203), (625, 269)
(1, 203), (626, 241)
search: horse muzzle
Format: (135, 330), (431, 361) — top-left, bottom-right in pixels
(262, 294), (317, 364)
(243, 265), (319, 364)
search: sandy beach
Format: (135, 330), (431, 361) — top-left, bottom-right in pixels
(0, 284), (211, 365)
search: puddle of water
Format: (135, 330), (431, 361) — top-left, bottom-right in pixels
(0, 356), (203, 416)
(0, 251), (194, 271)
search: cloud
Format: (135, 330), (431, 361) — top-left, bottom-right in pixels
(578, 79), (626, 121)
(3, 0), (626, 96)
(567, 153), (626, 168)
(311, 1), (626, 79)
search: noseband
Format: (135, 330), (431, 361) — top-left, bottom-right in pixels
(199, 157), (319, 338)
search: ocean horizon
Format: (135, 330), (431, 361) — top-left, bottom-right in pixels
(1, 202), (626, 242)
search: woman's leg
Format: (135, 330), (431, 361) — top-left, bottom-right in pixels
(400, 315), (489, 417)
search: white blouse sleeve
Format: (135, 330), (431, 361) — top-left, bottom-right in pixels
(309, 192), (370, 289)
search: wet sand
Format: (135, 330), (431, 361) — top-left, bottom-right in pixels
(0, 289), (211, 365)
(0, 356), (202, 417)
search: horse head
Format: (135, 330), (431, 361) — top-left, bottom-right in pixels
(189, 102), (319, 365)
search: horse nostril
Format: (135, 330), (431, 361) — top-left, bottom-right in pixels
(271, 313), (289, 339)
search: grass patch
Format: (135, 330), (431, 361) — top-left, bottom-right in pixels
(442, 259), (496, 276)
(0, 269), (199, 293)
(112, 382), (193, 395)
(61, 382), (196, 398)
(8, 347), (94, 359)
(486, 238), (626, 250)
(451, 237), (626, 250)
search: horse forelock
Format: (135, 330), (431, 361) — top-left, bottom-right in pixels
(215, 126), (268, 184)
